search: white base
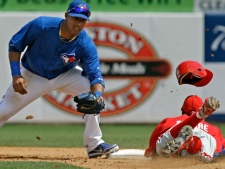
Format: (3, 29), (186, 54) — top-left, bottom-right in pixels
(108, 149), (145, 159)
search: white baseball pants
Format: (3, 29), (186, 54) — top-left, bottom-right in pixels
(156, 126), (216, 163)
(0, 66), (104, 152)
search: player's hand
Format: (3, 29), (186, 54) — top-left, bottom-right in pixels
(144, 149), (155, 158)
(12, 75), (27, 95)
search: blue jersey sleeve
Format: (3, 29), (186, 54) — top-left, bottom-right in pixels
(8, 17), (42, 52)
(80, 37), (105, 88)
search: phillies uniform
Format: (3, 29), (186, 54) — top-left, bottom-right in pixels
(0, 15), (108, 153)
(145, 112), (223, 162)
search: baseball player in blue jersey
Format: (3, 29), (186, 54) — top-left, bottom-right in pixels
(0, 0), (119, 158)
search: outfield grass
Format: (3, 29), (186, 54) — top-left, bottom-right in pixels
(0, 123), (156, 148)
(1, 123), (225, 148)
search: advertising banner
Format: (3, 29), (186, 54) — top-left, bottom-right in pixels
(205, 13), (225, 62)
(195, 0), (225, 12)
(1, 12), (224, 123)
(0, 0), (193, 12)
(203, 13), (225, 121)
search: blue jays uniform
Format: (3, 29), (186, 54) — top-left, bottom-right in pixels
(0, 16), (106, 154)
(9, 16), (104, 87)
(0, 0), (119, 158)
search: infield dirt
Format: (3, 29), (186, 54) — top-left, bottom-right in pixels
(0, 147), (225, 169)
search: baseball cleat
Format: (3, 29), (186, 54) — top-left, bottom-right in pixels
(199, 96), (220, 118)
(161, 125), (193, 157)
(88, 143), (119, 158)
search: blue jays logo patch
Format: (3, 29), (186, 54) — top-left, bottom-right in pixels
(78, 4), (88, 10)
(61, 53), (76, 65)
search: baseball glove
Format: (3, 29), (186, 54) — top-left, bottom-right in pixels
(73, 92), (105, 115)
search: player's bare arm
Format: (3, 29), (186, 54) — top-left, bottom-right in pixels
(9, 51), (27, 95)
(91, 83), (104, 94)
(91, 83), (104, 102)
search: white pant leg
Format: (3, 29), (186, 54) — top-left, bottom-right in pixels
(53, 66), (90, 96)
(83, 114), (104, 152)
(156, 126), (216, 163)
(156, 129), (174, 156)
(0, 67), (52, 127)
(0, 66), (104, 152)
(53, 66), (104, 152)
(193, 128), (216, 163)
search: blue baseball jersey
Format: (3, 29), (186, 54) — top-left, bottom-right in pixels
(8, 16), (104, 87)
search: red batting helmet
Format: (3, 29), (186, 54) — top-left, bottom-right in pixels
(176, 60), (213, 87)
(186, 136), (202, 154)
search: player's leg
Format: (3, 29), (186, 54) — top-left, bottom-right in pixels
(193, 128), (216, 163)
(53, 66), (104, 151)
(162, 125), (193, 156)
(0, 67), (52, 126)
(181, 127), (216, 163)
(54, 66), (119, 158)
(156, 125), (193, 157)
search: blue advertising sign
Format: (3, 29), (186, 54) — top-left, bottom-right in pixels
(205, 13), (225, 62)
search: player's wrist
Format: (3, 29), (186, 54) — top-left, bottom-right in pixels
(10, 61), (21, 76)
(93, 91), (102, 97)
(196, 111), (205, 119)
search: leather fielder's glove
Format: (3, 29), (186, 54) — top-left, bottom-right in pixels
(73, 92), (105, 115)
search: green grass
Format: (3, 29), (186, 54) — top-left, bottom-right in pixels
(0, 124), (85, 147)
(0, 124), (156, 148)
(0, 161), (87, 169)
(100, 124), (156, 149)
(0, 123), (224, 169)
(1, 123), (225, 148)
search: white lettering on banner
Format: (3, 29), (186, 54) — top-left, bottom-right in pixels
(49, 91), (66, 103)
(111, 63), (146, 74)
(95, 27), (110, 41)
(115, 94), (131, 108)
(108, 29), (127, 44)
(124, 34), (144, 54)
(104, 97), (116, 110)
(100, 62), (111, 74)
(129, 84), (142, 99)
(197, 123), (209, 133)
(85, 26), (144, 54)
(211, 25), (225, 51)
(104, 84), (142, 110)
(198, 0), (225, 10)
